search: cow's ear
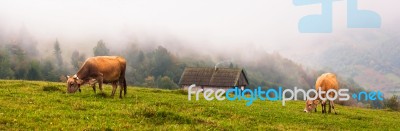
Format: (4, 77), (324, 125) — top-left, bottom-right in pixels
(66, 75), (70, 79)
(313, 100), (319, 105)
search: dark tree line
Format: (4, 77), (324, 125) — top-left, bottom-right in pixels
(0, 39), (70, 81)
(0, 39), (183, 89)
(0, 39), (371, 91)
(0, 37), (386, 100)
(123, 44), (183, 89)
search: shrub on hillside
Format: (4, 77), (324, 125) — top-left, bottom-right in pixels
(158, 76), (178, 89)
(385, 95), (400, 111)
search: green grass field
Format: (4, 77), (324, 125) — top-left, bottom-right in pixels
(0, 80), (399, 130)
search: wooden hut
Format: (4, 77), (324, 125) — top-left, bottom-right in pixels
(179, 67), (249, 91)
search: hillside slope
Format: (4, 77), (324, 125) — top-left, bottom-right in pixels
(0, 80), (399, 130)
(301, 36), (400, 95)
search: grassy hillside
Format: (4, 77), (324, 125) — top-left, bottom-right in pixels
(0, 80), (399, 130)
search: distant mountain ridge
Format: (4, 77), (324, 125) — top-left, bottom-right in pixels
(313, 36), (400, 95)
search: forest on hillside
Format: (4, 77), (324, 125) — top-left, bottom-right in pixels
(0, 31), (364, 92)
(316, 37), (400, 93)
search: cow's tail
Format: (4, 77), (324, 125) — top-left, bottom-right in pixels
(119, 57), (128, 96)
(123, 78), (127, 96)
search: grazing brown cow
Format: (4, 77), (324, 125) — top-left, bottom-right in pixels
(304, 73), (339, 114)
(66, 56), (127, 98)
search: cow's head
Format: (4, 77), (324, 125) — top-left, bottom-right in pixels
(304, 100), (319, 113)
(66, 75), (83, 93)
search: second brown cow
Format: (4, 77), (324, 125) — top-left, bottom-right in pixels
(304, 73), (339, 114)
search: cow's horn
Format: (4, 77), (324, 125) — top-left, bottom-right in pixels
(73, 74), (79, 80)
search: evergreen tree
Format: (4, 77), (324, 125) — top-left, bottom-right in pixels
(41, 60), (57, 81)
(54, 39), (63, 67)
(138, 51), (145, 63)
(151, 46), (174, 77)
(7, 44), (28, 79)
(71, 50), (86, 70)
(93, 40), (110, 56)
(0, 47), (14, 79)
(27, 61), (42, 80)
(229, 62), (234, 68)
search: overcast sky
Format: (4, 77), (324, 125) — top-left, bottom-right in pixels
(0, 0), (398, 58)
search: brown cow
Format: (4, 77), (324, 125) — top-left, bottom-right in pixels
(304, 73), (339, 114)
(66, 56), (127, 98)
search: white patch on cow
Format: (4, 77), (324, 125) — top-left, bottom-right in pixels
(73, 74), (79, 80)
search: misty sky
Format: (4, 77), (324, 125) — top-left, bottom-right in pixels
(0, 0), (398, 59)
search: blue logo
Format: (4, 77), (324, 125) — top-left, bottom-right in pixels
(293, 0), (381, 33)
(188, 84), (384, 107)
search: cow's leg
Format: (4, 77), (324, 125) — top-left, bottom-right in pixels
(331, 100), (337, 114)
(92, 83), (96, 93)
(313, 100), (318, 112)
(314, 104), (317, 112)
(96, 74), (104, 93)
(320, 102), (323, 113)
(321, 101), (326, 113)
(328, 100), (332, 113)
(119, 81), (124, 99)
(327, 93), (334, 113)
(78, 88), (81, 92)
(111, 82), (117, 98)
